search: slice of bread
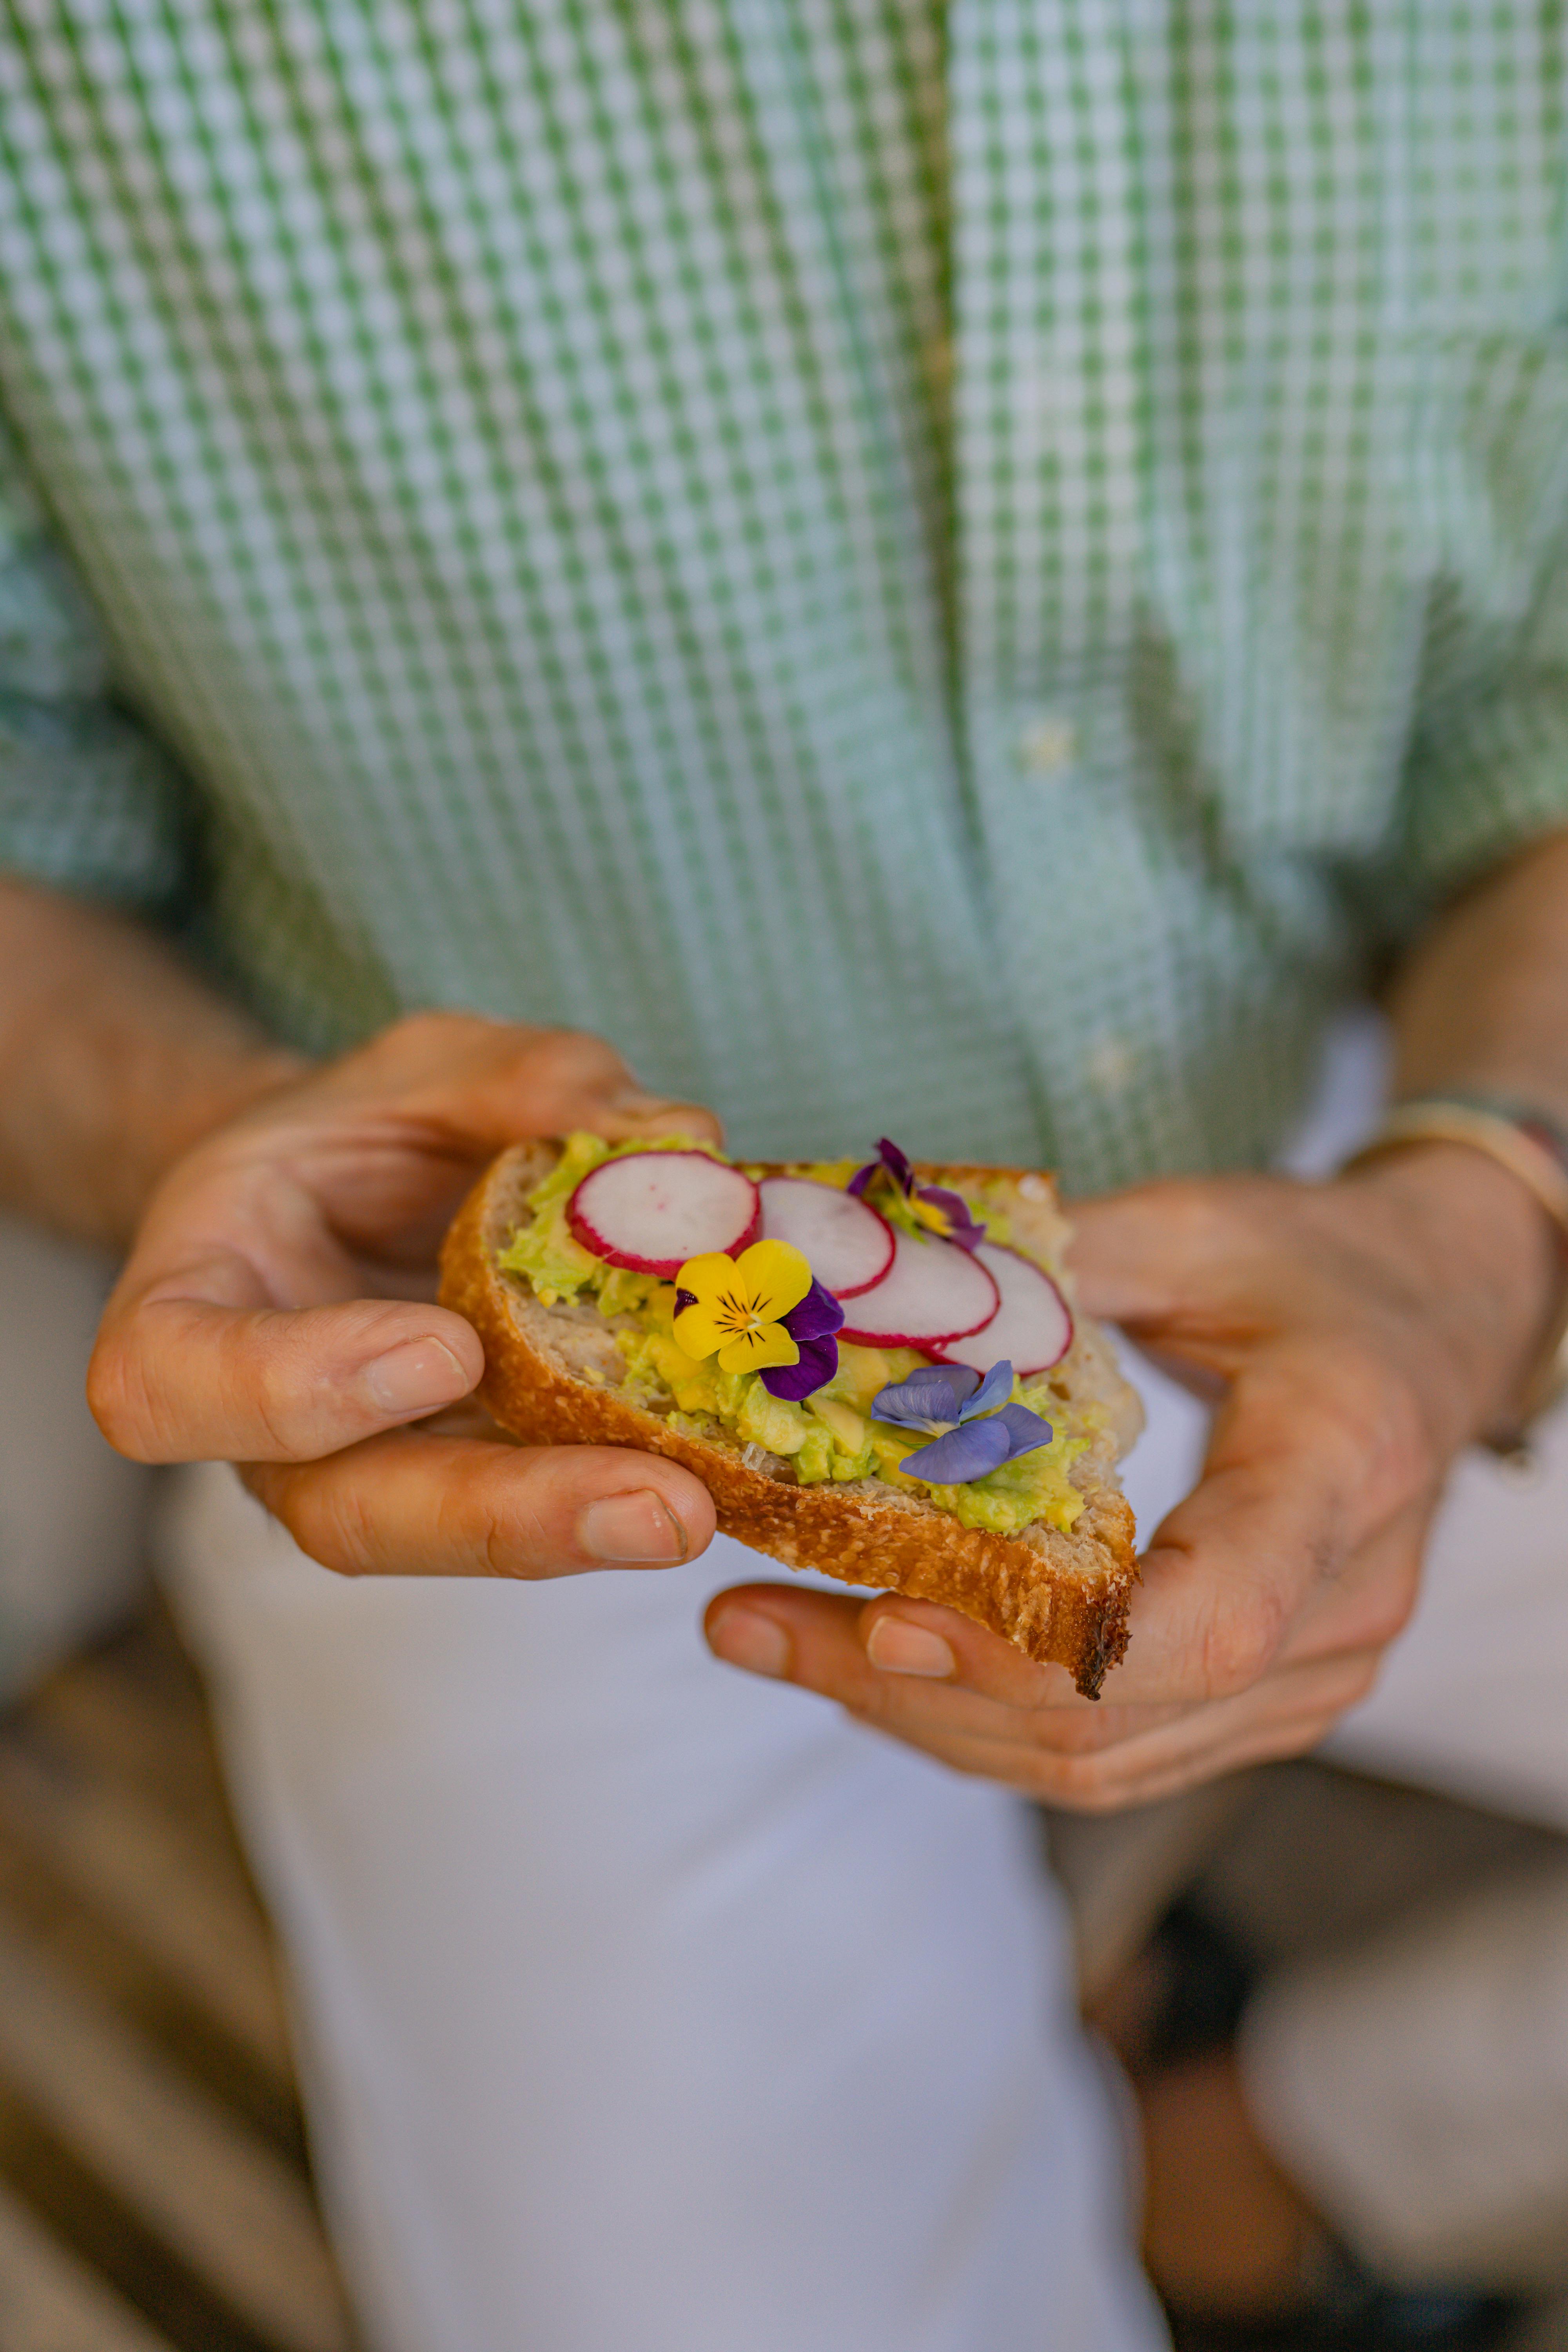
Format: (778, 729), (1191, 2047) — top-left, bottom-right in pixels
(439, 1144), (1143, 1697)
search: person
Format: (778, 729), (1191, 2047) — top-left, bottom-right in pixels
(3, 10), (1568, 2347)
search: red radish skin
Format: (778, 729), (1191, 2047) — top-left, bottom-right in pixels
(567, 1152), (760, 1276)
(757, 1176), (895, 1299)
(838, 1229), (1000, 1349)
(931, 1243), (1073, 1377)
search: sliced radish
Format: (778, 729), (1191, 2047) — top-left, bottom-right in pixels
(838, 1229), (1000, 1349)
(567, 1151), (760, 1276)
(931, 1243), (1073, 1377)
(757, 1176), (895, 1299)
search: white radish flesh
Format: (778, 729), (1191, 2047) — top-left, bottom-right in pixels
(567, 1152), (760, 1276)
(757, 1177), (895, 1298)
(931, 1243), (1073, 1376)
(838, 1229), (1000, 1348)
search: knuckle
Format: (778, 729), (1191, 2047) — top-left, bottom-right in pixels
(1334, 1654), (1381, 1712)
(523, 1027), (621, 1095)
(1153, 1177), (1253, 1265)
(87, 1325), (187, 1462)
(1359, 1568), (1421, 1652)
(1032, 1748), (1127, 1812)
(433, 1452), (563, 1577)
(234, 1320), (312, 1459)
(85, 1336), (146, 1457)
(1313, 1346), (1435, 1511)
(279, 1466), (383, 1577)
(1197, 1587), (1289, 1698)
(385, 1007), (481, 1053)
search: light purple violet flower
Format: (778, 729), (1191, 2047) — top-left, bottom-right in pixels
(870, 1361), (1052, 1485)
(760, 1278), (846, 1402)
(847, 1138), (987, 1252)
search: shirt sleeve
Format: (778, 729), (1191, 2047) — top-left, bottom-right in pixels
(0, 444), (196, 915)
(1376, 336), (1568, 938)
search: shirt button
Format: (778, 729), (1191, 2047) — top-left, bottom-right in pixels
(1017, 714), (1078, 776)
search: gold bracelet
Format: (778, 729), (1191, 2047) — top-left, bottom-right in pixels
(1341, 1098), (1568, 1459)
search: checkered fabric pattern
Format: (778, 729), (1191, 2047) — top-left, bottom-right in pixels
(2, 5), (1567, 1189)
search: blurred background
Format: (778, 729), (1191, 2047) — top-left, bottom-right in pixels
(0, 1216), (355, 2352)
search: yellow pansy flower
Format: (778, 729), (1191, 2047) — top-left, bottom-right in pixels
(673, 1240), (813, 1375)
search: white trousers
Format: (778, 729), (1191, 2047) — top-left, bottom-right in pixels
(160, 1474), (1161, 2352)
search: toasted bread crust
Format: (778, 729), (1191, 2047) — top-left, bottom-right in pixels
(439, 1145), (1140, 1697)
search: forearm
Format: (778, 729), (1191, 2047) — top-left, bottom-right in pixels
(1388, 825), (1568, 1119)
(0, 877), (305, 1251)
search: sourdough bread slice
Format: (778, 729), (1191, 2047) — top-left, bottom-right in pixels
(439, 1143), (1143, 1697)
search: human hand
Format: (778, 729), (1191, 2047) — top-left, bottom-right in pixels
(704, 1148), (1563, 1808)
(89, 1013), (720, 1577)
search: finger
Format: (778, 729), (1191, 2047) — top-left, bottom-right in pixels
(245, 1432), (717, 1577)
(919, 1648), (1383, 1811)
(89, 1290), (485, 1463)
(705, 1584), (1377, 1807)
(1065, 1179), (1242, 1326)
(706, 1583), (1187, 1752)
(1085, 1346), (1431, 1711)
(707, 1582), (1084, 1711)
(310, 1014), (726, 1152)
(704, 1581), (1058, 1717)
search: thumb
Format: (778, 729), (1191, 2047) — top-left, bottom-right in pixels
(90, 1286), (484, 1463)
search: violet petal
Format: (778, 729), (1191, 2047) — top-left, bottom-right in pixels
(783, 1277), (845, 1345)
(761, 1334), (839, 1401)
(996, 1401), (1054, 1458)
(846, 1162), (876, 1197)
(900, 1417), (1014, 1484)
(963, 1361), (1015, 1421)
(916, 1185), (987, 1251)
(875, 1137), (916, 1194)
(871, 1365), (975, 1429)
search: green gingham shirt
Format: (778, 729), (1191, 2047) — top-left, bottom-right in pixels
(3, 6), (1568, 1187)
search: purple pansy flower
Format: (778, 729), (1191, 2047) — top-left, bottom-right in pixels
(849, 1136), (916, 1198)
(760, 1277), (846, 1401)
(848, 1138), (987, 1253)
(870, 1361), (1052, 1485)
(910, 1183), (987, 1252)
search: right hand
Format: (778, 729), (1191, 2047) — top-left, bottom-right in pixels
(88, 1013), (720, 1579)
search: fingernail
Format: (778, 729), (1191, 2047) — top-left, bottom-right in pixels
(866, 1618), (956, 1678)
(359, 1338), (472, 1419)
(578, 1489), (689, 1564)
(708, 1607), (791, 1678)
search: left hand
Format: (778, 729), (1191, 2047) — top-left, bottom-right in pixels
(704, 1147), (1563, 1810)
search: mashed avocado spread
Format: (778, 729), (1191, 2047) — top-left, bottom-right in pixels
(497, 1132), (1091, 1536)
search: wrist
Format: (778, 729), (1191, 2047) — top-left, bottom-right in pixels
(1341, 1142), (1566, 1446)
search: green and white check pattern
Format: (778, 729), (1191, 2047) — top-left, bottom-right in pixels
(3, 5), (1568, 1188)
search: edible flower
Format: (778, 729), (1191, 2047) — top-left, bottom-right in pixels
(759, 1277), (845, 1402)
(673, 1240), (814, 1376)
(848, 1137), (987, 1252)
(871, 1361), (1052, 1484)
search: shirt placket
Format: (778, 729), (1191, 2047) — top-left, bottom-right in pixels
(949, 0), (1185, 1176)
